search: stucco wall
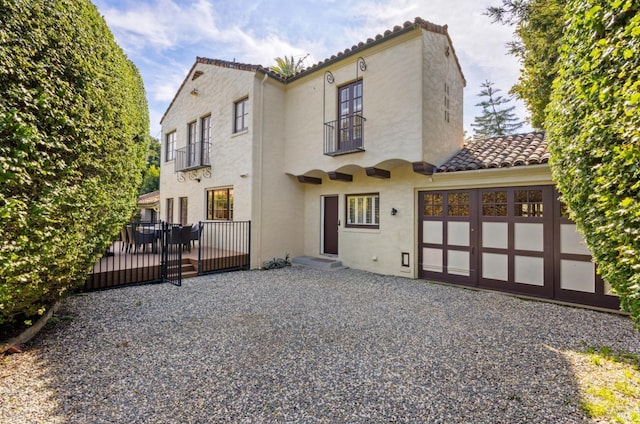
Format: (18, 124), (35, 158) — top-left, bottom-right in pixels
(251, 76), (305, 267)
(159, 63), (256, 225)
(421, 30), (465, 166)
(282, 31), (425, 175)
(301, 164), (554, 278)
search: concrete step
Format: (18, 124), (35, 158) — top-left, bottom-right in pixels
(291, 256), (345, 270)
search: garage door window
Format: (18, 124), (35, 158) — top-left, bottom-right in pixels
(515, 189), (544, 217)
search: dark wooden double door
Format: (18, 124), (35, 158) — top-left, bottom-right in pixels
(418, 187), (619, 310)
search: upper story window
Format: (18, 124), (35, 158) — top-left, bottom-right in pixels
(201, 114), (211, 159)
(234, 97), (249, 133)
(339, 80), (363, 145)
(207, 188), (233, 220)
(346, 192), (379, 228)
(165, 131), (176, 162)
(187, 121), (197, 164)
(324, 79), (365, 156)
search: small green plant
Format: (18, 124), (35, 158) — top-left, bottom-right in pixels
(579, 345), (640, 422)
(262, 254), (292, 270)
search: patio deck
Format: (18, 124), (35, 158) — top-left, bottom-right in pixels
(86, 240), (250, 291)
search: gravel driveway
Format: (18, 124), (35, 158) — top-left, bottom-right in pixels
(2, 266), (640, 423)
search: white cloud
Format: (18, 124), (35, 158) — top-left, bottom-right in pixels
(100, 0), (222, 52)
(96, 0), (533, 136)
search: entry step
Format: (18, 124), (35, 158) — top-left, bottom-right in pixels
(291, 256), (345, 270)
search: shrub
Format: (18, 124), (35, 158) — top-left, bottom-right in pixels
(547, 0), (640, 325)
(262, 254), (292, 270)
(0, 0), (149, 325)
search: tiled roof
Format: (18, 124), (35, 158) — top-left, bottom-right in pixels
(266, 17), (464, 84)
(161, 17), (465, 123)
(437, 132), (549, 173)
(137, 190), (159, 207)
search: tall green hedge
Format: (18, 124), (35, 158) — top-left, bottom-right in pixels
(547, 0), (640, 324)
(0, 0), (149, 325)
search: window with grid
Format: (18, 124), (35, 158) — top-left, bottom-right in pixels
(165, 131), (176, 161)
(187, 121), (196, 165)
(201, 115), (211, 160)
(338, 80), (363, 145)
(346, 193), (379, 228)
(423, 193), (444, 217)
(447, 192), (470, 216)
(179, 197), (188, 226)
(166, 198), (174, 223)
(207, 188), (233, 220)
(234, 97), (249, 133)
(482, 190), (508, 216)
(514, 189), (544, 217)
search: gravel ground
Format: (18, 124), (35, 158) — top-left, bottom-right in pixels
(2, 266), (640, 423)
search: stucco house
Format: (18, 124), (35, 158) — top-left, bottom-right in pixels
(159, 17), (618, 310)
(136, 190), (159, 222)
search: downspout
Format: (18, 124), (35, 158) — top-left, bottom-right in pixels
(256, 72), (269, 267)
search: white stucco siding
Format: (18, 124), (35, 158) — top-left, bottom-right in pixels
(159, 63), (257, 225)
(283, 31), (425, 175)
(300, 164), (553, 279)
(422, 30), (465, 166)
(251, 76), (305, 268)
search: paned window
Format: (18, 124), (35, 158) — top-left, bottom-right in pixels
(207, 188), (234, 220)
(179, 197), (188, 226)
(514, 189), (544, 217)
(234, 97), (249, 133)
(201, 115), (211, 160)
(423, 193), (444, 217)
(346, 193), (379, 228)
(165, 131), (176, 162)
(482, 191), (508, 216)
(187, 121), (196, 166)
(447, 192), (470, 216)
(166, 198), (174, 223)
(338, 80), (363, 146)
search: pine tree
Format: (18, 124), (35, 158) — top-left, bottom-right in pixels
(471, 80), (524, 138)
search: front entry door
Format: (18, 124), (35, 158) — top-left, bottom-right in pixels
(323, 196), (339, 255)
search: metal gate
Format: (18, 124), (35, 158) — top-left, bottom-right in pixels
(85, 221), (251, 291)
(162, 223), (184, 287)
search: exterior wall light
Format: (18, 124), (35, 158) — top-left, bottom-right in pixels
(391, 208), (398, 216)
(190, 88), (199, 96)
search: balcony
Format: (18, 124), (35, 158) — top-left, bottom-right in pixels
(324, 114), (366, 156)
(175, 141), (211, 172)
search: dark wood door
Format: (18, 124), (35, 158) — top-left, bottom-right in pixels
(323, 196), (338, 255)
(418, 190), (478, 286)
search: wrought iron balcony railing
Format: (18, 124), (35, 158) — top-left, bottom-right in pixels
(175, 141), (211, 172)
(324, 113), (366, 156)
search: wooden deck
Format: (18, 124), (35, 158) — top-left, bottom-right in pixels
(86, 240), (249, 291)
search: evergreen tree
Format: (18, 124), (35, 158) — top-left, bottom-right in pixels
(0, 0), (149, 326)
(471, 80), (524, 138)
(486, 0), (565, 129)
(547, 0), (640, 325)
(139, 137), (160, 195)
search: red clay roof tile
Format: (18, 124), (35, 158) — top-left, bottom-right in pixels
(438, 132), (548, 173)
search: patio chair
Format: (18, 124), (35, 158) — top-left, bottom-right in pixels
(120, 227), (130, 252)
(129, 224), (158, 253)
(190, 225), (200, 248)
(168, 225), (192, 252)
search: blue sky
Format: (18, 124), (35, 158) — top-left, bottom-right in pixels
(93, 0), (532, 138)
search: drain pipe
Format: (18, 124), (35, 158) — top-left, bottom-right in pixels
(256, 72), (269, 267)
